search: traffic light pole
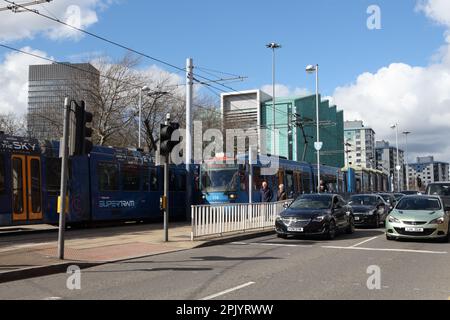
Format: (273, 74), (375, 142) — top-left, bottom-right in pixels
(58, 98), (71, 260)
(164, 158), (169, 242)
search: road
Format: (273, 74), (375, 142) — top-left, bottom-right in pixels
(1, 228), (450, 300)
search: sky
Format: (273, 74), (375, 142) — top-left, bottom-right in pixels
(0, 0), (449, 163)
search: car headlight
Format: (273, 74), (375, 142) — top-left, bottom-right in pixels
(430, 217), (445, 225)
(366, 210), (375, 216)
(388, 216), (401, 223)
(313, 216), (326, 222)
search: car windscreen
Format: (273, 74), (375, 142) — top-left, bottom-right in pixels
(379, 194), (392, 203)
(290, 197), (332, 210)
(350, 196), (377, 206)
(396, 197), (441, 211)
(428, 184), (450, 196)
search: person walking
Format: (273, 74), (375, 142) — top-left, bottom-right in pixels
(260, 181), (273, 203)
(277, 184), (287, 201)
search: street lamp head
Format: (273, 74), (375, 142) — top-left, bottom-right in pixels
(403, 131), (411, 135)
(306, 65), (317, 73)
(142, 85), (151, 92)
(390, 124), (397, 129)
(266, 42), (281, 49)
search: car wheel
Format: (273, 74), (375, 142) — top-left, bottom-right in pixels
(277, 234), (288, 239)
(374, 215), (380, 228)
(386, 234), (395, 241)
(326, 220), (337, 240)
(346, 217), (355, 234)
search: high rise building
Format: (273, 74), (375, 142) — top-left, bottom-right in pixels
(28, 63), (100, 141)
(375, 140), (405, 191)
(407, 156), (449, 190)
(344, 121), (376, 169)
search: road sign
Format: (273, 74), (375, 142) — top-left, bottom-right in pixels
(314, 142), (323, 151)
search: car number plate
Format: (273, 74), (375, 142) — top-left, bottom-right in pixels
(288, 227), (304, 232)
(405, 227), (424, 232)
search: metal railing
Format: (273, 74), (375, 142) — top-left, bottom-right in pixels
(191, 201), (290, 240)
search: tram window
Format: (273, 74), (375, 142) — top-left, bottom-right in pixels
(46, 158), (61, 194)
(302, 172), (311, 194)
(177, 173), (187, 191)
(143, 168), (159, 192)
(286, 171), (294, 196)
(239, 167), (247, 192)
(169, 171), (177, 191)
(121, 165), (140, 191)
(12, 158), (24, 213)
(98, 162), (119, 191)
(253, 167), (262, 191)
(0, 156), (4, 194)
(30, 159), (42, 213)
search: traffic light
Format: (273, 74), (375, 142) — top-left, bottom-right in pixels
(159, 122), (181, 157)
(74, 101), (93, 156)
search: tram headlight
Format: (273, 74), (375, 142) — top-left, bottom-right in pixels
(229, 194), (237, 200)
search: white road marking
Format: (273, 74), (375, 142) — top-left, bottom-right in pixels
(232, 242), (313, 248)
(350, 237), (379, 248)
(43, 297), (63, 300)
(200, 282), (255, 301)
(323, 246), (448, 255)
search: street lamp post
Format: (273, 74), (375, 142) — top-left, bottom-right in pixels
(391, 123), (401, 192)
(139, 86), (151, 149)
(403, 131), (411, 191)
(306, 64), (321, 193)
(266, 42), (281, 156)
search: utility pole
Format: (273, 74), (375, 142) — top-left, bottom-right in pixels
(403, 131), (411, 191)
(266, 42), (281, 156)
(58, 98), (71, 260)
(163, 114), (171, 242)
(186, 58), (193, 220)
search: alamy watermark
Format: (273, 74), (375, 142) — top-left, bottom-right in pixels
(168, 123), (280, 175)
(367, 5), (382, 30)
(366, 265), (382, 290)
(66, 265), (81, 291)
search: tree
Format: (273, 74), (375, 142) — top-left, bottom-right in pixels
(0, 113), (27, 136)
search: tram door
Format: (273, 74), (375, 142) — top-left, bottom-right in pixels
(11, 155), (43, 222)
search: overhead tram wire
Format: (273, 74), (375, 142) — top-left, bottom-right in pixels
(2, 0), (247, 92)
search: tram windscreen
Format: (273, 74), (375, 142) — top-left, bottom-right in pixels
(201, 165), (239, 193)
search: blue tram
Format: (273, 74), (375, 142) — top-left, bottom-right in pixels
(199, 155), (344, 205)
(0, 134), (193, 227)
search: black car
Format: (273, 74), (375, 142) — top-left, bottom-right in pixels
(378, 193), (397, 211)
(349, 194), (389, 228)
(275, 194), (355, 240)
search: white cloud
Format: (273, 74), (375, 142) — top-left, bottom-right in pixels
(0, 47), (51, 116)
(261, 84), (310, 98)
(0, 0), (116, 41)
(333, 0), (450, 163)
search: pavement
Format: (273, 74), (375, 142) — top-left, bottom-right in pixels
(2, 228), (450, 300)
(0, 222), (274, 284)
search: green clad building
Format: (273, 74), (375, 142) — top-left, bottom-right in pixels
(261, 94), (344, 168)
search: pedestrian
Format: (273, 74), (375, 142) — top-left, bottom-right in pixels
(277, 184), (287, 201)
(319, 180), (329, 193)
(260, 181), (273, 203)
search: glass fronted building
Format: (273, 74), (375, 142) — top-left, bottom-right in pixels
(260, 94), (345, 168)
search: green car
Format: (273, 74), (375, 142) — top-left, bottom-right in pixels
(386, 195), (450, 242)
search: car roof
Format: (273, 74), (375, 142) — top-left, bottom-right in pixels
(351, 194), (378, 197)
